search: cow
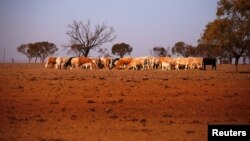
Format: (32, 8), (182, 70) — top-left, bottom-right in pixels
(81, 62), (93, 70)
(45, 57), (57, 68)
(188, 57), (203, 70)
(100, 57), (112, 69)
(174, 57), (190, 70)
(64, 57), (97, 70)
(128, 57), (149, 70)
(109, 58), (120, 69)
(55, 57), (68, 69)
(89, 57), (103, 69)
(63, 57), (74, 69)
(161, 62), (171, 70)
(148, 57), (160, 69)
(113, 57), (133, 70)
(159, 57), (175, 70)
(203, 58), (216, 70)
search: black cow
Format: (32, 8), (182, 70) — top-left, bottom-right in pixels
(63, 57), (74, 69)
(203, 58), (217, 70)
(109, 58), (120, 69)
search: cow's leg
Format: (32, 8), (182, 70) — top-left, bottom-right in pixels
(57, 63), (59, 69)
(75, 63), (79, 70)
(70, 64), (74, 69)
(212, 64), (216, 70)
(153, 64), (155, 69)
(175, 64), (179, 70)
(151, 63), (154, 69)
(58, 63), (61, 69)
(90, 64), (93, 70)
(167, 65), (170, 70)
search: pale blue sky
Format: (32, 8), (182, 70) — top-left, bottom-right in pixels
(0, 0), (218, 61)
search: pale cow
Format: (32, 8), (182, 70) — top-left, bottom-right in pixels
(55, 57), (68, 69)
(159, 57), (175, 69)
(188, 57), (203, 69)
(148, 57), (160, 69)
(81, 62), (93, 70)
(174, 58), (190, 70)
(128, 57), (149, 70)
(100, 57), (112, 69)
(90, 57), (102, 68)
(161, 62), (171, 70)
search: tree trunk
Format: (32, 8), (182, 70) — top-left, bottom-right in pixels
(83, 48), (90, 57)
(235, 56), (240, 73)
(28, 57), (31, 63)
(229, 57), (233, 64)
(243, 56), (246, 64)
(41, 57), (45, 63)
(219, 57), (222, 64)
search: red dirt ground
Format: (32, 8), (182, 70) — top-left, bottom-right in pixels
(0, 63), (250, 141)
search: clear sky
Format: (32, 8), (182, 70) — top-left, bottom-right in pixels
(0, 0), (218, 62)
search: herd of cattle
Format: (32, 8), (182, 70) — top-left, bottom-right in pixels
(45, 56), (217, 71)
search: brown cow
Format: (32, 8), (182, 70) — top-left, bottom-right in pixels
(114, 57), (133, 70)
(64, 57), (97, 70)
(45, 57), (57, 68)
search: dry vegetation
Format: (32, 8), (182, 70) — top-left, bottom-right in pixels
(0, 63), (250, 141)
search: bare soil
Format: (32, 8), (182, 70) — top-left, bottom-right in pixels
(0, 63), (250, 141)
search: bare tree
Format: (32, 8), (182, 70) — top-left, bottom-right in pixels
(98, 48), (111, 57)
(150, 46), (170, 57)
(66, 20), (116, 57)
(65, 43), (82, 57)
